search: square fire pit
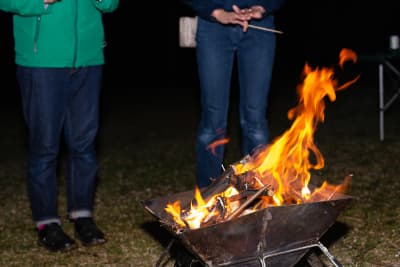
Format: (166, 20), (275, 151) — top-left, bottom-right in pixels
(143, 187), (353, 267)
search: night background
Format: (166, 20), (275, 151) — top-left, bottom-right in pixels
(0, 1), (400, 266)
(1, 1), (399, 92)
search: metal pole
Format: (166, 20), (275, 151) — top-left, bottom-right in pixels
(379, 63), (384, 141)
(317, 242), (343, 267)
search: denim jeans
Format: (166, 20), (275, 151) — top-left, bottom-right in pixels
(195, 17), (276, 188)
(16, 66), (102, 224)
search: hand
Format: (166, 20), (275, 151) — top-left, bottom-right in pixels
(211, 5), (266, 32)
(233, 5), (266, 31)
(211, 5), (265, 32)
(248, 5), (266, 20)
(211, 7), (250, 30)
(44, 0), (58, 4)
(232, 5), (250, 31)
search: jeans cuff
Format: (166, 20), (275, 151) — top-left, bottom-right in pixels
(69, 210), (92, 220)
(35, 218), (61, 228)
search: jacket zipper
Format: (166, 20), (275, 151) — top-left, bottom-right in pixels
(72, 0), (78, 68)
(34, 16), (41, 53)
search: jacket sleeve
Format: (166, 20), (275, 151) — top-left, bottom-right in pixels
(0, 0), (50, 16)
(92, 0), (119, 13)
(181, 0), (224, 21)
(253, 0), (287, 15)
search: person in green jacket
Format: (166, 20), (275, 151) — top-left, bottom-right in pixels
(0, 0), (119, 252)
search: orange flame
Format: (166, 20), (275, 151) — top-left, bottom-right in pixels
(165, 186), (239, 229)
(234, 48), (359, 205)
(207, 138), (230, 155)
(165, 48), (359, 229)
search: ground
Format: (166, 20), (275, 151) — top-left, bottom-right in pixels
(0, 58), (399, 266)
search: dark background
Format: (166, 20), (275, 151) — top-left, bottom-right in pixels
(1, 0), (399, 92)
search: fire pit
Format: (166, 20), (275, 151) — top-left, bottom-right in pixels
(143, 49), (359, 267)
(143, 186), (353, 267)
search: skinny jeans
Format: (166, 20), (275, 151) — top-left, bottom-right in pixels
(195, 17), (276, 188)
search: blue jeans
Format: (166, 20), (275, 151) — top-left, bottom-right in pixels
(17, 66), (102, 224)
(195, 17), (276, 188)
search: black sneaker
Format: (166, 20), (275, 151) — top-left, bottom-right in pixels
(37, 223), (76, 252)
(74, 217), (106, 246)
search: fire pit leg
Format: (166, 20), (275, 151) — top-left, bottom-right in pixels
(155, 241), (343, 267)
(155, 238), (175, 267)
(260, 242), (343, 267)
(155, 238), (203, 267)
(316, 242), (343, 267)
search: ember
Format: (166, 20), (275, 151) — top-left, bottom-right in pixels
(165, 48), (359, 231)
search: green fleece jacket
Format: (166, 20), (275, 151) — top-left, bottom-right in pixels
(0, 0), (119, 67)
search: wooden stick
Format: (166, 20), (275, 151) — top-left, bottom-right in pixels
(226, 184), (270, 221)
(248, 24), (283, 34)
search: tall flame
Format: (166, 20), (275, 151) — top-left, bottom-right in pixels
(234, 48), (358, 204)
(165, 48), (359, 230)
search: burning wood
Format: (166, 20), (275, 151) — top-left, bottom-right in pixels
(226, 184), (271, 220)
(196, 155), (273, 203)
(165, 48), (359, 231)
(167, 166), (275, 229)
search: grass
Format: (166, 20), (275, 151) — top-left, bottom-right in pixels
(0, 64), (399, 266)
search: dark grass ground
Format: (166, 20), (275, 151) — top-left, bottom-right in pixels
(0, 61), (399, 266)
